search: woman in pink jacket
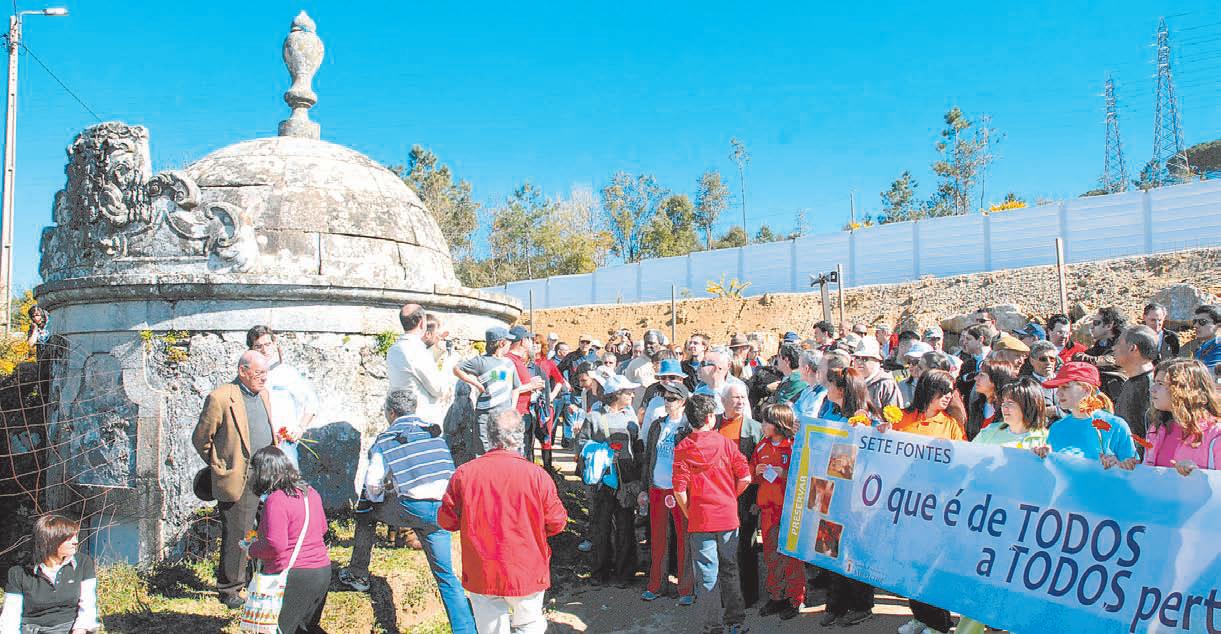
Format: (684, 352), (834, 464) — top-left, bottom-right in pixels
(1143, 359), (1221, 474)
(245, 446), (332, 633)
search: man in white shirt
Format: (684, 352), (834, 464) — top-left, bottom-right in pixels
(387, 304), (454, 426)
(247, 325), (319, 466)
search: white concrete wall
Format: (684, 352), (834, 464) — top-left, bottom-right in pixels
(490, 180), (1221, 309)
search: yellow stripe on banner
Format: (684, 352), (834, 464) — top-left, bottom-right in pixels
(806, 424), (850, 438)
(785, 431), (814, 552)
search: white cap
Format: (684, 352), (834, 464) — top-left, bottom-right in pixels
(547, 331), (559, 341)
(903, 341), (934, 359)
(853, 337), (885, 361)
(602, 374), (641, 393)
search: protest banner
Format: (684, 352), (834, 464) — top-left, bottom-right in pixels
(779, 419), (1221, 633)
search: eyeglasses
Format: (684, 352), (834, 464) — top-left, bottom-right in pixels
(663, 396), (683, 403)
(975, 318), (990, 324)
(1194, 318), (1214, 326)
(579, 340), (591, 344)
(1033, 355), (1056, 363)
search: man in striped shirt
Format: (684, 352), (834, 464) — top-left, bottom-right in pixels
(339, 389), (476, 634)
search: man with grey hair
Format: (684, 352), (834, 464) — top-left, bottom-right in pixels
(696, 348), (749, 416)
(1115, 325), (1158, 447)
(193, 350), (274, 608)
(716, 382), (763, 608)
(339, 390), (474, 631)
(440, 409), (567, 634)
(1025, 340), (1063, 421)
(793, 349), (827, 419)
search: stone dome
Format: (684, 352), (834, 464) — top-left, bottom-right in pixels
(185, 135), (458, 287)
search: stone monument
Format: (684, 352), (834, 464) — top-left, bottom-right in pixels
(33, 11), (519, 563)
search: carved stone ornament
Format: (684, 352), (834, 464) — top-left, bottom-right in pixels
(279, 11), (324, 139)
(44, 122), (258, 274)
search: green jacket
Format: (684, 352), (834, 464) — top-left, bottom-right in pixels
(772, 374), (808, 405)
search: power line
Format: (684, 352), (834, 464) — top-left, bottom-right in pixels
(19, 41), (102, 121)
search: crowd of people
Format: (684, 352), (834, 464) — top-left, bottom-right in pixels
(2, 298), (1219, 634)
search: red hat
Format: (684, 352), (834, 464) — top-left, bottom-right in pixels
(1041, 361), (1100, 388)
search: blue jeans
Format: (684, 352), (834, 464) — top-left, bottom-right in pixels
(398, 498), (477, 634)
(352, 496), (476, 634)
(689, 530), (745, 633)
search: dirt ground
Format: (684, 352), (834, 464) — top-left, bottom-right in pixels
(527, 247), (1221, 354)
(542, 448), (934, 634)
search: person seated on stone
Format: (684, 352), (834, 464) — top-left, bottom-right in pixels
(1, 515), (99, 634)
(245, 446), (332, 634)
(338, 390), (475, 633)
(25, 305), (50, 349)
(1073, 307), (1127, 401)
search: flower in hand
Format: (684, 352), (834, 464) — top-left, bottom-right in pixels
(882, 405), (903, 425)
(1133, 435), (1153, 451)
(1091, 419), (1112, 432)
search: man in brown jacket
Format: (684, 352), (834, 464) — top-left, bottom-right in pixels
(192, 350), (274, 607)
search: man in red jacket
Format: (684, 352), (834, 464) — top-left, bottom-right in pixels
(673, 394), (753, 634)
(439, 409), (568, 633)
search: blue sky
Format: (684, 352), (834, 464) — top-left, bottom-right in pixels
(5, 1), (1219, 289)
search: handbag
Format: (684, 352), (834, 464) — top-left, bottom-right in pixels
(239, 490), (312, 633)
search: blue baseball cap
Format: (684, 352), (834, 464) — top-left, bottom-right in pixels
(782, 331), (801, 343)
(1013, 322), (1046, 341)
(485, 326), (510, 344)
(508, 325), (533, 342)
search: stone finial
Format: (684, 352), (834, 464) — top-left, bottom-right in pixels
(278, 11), (324, 139)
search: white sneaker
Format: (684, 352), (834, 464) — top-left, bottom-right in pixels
(897, 620), (923, 634)
(920, 628), (940, 634)
(577, 539), (593, 552)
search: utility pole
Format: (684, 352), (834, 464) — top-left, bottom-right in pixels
(1101, 75), (1129, 193)
(730, 137), (750, 239)
(1152, 17), (1190, 184)
(849, 191), (856, 227)
(1, 7), (69, 336)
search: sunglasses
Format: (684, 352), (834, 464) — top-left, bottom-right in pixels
(663, 396), (683, 403)
(1194, 318), (1214, 326)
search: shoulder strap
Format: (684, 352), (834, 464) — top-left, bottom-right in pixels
(1209, 435), (1218, 471)
(285, 489), (311, 571)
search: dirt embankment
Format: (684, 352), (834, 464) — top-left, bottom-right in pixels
(528, 248), (1221, 350)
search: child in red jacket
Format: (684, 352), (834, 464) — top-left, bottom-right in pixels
(752, 403), (804, 620)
